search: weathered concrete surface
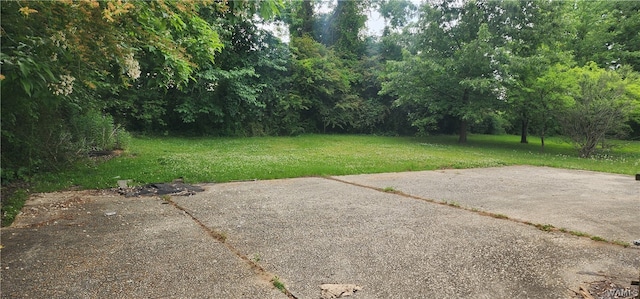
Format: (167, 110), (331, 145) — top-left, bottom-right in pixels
(173, 172), (640, 299)
(1, 191), (285, 299)
(2, 166), (639, 299)
(336, 166), (640, 243)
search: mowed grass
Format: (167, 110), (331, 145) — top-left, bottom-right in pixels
(34, 134), (640, 192)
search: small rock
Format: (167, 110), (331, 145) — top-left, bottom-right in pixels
(633, 240), (640, 246)
(117, 180), (129, 189)
(104, 211), (117, 216)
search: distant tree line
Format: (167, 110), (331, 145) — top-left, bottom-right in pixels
(2, 0), (639, 181)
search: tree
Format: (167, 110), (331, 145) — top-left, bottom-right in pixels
(286, 0), (315, 38)
(567, 1), (640, 71)
(323, 0), (368, 59)
(558, 63), (639, 158)
(504, 46), (576, 149)
(492, 1), (569, 143)
(282, 0), (388, 134)
(381, 1), (503, 142)
(526, 59), (576, 151)
(375, 0), (417, 30)
(1, 1), (221, 176)
(0, 0), (283, 179)
(608, 2), (640, 72)
(287, 36), (362, 133)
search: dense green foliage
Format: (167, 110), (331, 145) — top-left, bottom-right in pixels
(2, 0), (640, 184)
(1, 0), (282, 180)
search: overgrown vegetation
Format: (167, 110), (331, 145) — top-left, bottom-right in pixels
(0, 0), (282, 182)
(1, 189), (28, 227)
(2, 1), (640, 226)
(3, 1), (640, 185)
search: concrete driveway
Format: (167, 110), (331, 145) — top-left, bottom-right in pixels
(2, 166), (639, 298)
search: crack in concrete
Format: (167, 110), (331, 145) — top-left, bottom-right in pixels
(166, 198), (298, 299)
(322, 176), (636, 249)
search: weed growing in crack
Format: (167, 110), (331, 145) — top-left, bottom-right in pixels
(447, 201), (461, 208)
(272, 276), (285, 292)
(570, 231), (588, 237)
(590, 236), (607, 242)
(382, 186), (397, 193)
(252, 253), (261, 262)
(491, 213), (509, 219)
(611, 240), (630, 247)
(215, 232), (227, 242)
(536, 224), (555, 232)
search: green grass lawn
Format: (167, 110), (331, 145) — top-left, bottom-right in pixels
(3, 133), (638, 226)
(33, 134), (640, 192)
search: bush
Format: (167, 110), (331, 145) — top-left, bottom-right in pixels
(1, 108), (131, 184)
(1, 189), (28, 227)
(557, 65), (633, 158)
(71, 110), (119, 152)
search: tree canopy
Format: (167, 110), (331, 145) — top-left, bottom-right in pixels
(2, 0), (639, 181)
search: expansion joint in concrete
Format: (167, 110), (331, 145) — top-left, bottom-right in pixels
(167, 198), (298, 299)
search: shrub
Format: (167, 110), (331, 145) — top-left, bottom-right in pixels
(1, 108), (130, 184)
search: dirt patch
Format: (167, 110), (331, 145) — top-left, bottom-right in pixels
(10, 190), (112, 228)
(9, 179), (206, 228)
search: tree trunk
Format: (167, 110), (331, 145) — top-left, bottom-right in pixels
(520, 117), (529, 144)
(540, 124), (546, 152)
(458, 119), (468, 143)
(299, 1), (314, 37)
(459, 90), (469, 144)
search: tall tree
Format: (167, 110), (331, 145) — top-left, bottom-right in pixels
(381, 1), (503, 142)
(609, 2), (640, 71)
(287, 0), (315, 38)
(567, 1), (640, 71)
(375, 0), (416, 30)
(287, 35), (362, 133)
(325, 0), (368, 59)
(481, 0), (570, 143)
(0, 0), (284, 178)
(1, 0), (224, 176)
(520, 56), (576, 151)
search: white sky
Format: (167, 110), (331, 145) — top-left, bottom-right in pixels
(264, 0), (422, 43)
(365, 7), (386, 36)
(316, 1), (394, 36)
